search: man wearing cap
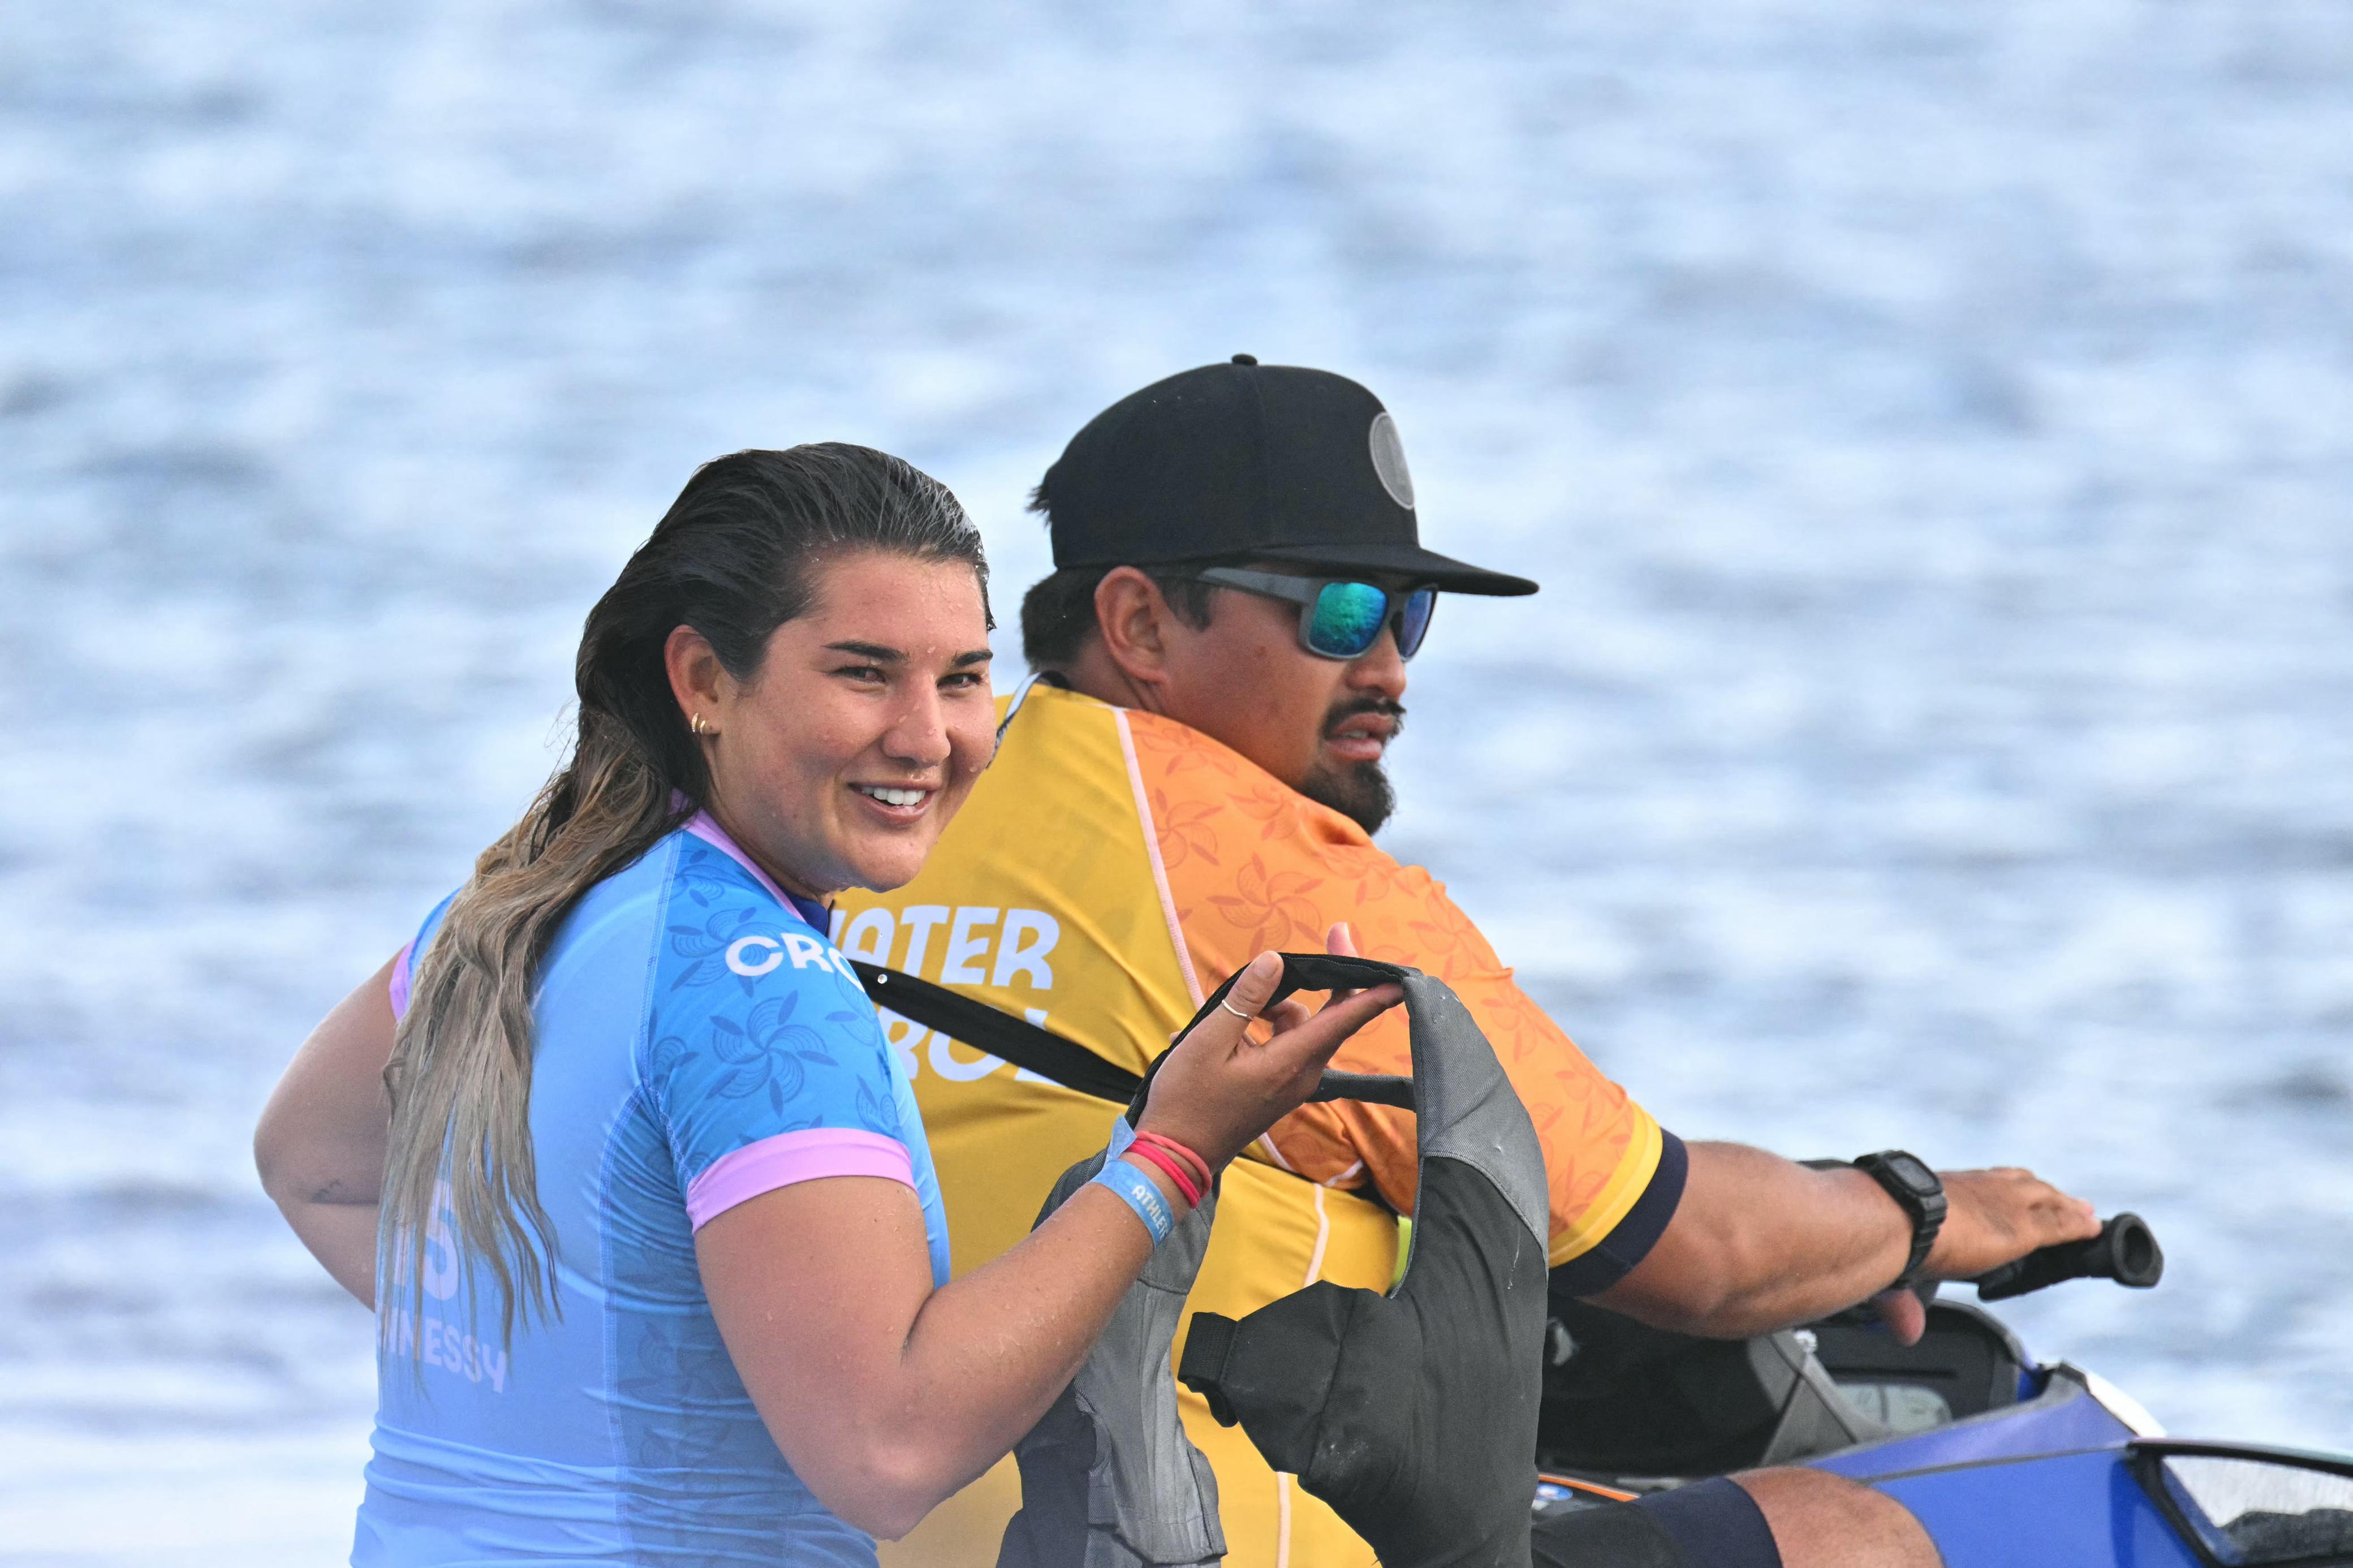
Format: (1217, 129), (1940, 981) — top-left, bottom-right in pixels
(839, 357), (2096, 1568)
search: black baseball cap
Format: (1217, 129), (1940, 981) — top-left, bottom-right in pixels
(1040, 356), (1538, 596)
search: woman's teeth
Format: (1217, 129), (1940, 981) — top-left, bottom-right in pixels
(855, 785), (928, 808)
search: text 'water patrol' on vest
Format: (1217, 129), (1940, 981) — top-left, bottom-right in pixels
(828, 906), (1063, 1084)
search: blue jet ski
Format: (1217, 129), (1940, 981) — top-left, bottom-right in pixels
(1534, 1215), (2353, 1567)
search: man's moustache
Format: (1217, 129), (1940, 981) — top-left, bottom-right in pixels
(1324, 699), (1406, 740)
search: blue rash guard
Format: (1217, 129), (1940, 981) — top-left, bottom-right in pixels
(354, 812), (950, 1567)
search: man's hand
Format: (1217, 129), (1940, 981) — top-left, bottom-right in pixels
(1929, 1166), (2100, 1277)
(1868, 1166), (2100, 1342)
(1598, 1144), (2107, 1343)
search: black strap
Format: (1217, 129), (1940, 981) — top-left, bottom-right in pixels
(850, 954), (1419, 1115)
(1128, 953), (1416, 1123)
(1176, 1312), (1242, 1425)
(1180, 951), (1412, 1032)
(851, 960), (1142, 1104)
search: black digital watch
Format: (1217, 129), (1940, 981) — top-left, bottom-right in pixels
(1852, 1149), (1947, 1288)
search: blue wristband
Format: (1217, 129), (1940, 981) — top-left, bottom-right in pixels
(1090, 1155), (1177, 1246)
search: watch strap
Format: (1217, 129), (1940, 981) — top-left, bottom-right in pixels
(1851, 1150), (1947, 1288)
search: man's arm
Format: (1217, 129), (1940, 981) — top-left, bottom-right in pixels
(1589, 1141), (2100, 1341)
(1201, 860), (2098, 1336)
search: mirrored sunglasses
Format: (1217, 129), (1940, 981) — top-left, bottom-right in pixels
(1192, 567), (1438, 661)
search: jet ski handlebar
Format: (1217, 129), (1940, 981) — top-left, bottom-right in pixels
(1972, 1211), (2165, 1301)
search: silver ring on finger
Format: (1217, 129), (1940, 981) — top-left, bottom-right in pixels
(1218, 997), (1254, 1021)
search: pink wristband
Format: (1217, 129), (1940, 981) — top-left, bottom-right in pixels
(1134, 1131), (1216, 1191)
(1122, 1144), (1203, 1209)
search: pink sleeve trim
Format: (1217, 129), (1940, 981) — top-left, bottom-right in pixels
(388, 940), (416, 1022)
(685, 1128), (915, 1230)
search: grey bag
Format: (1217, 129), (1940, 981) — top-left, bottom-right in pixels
(997, 954), (1550, 1568)
(994, 1155), (1226, 1568)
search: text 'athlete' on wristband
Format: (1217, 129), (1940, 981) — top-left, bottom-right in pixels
(1090, 1157), (1178, 1246)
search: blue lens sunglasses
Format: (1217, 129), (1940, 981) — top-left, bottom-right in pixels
(1192, 567), (1439, 661)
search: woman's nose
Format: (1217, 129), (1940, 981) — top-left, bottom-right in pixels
(882, 690), (953, 768)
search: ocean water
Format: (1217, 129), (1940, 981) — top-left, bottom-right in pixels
(3, 1), (2350, 1560)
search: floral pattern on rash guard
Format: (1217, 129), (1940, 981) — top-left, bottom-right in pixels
(355, 830), (947, 1568)
(645, 839), (929, 1227)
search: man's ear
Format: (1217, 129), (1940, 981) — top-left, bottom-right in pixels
(1092, 567), (1183, 695)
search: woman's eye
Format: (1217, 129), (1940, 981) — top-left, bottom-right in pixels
(833, 664), (887, 683)
(941, 672), (985, 691)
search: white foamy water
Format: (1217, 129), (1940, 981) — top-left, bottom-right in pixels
(4, 2), (2349, 1561)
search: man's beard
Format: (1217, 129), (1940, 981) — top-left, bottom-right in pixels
(1298, 697), (1404, 836)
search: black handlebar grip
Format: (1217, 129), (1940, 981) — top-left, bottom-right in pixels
(1973, 1212), (2164, 1302)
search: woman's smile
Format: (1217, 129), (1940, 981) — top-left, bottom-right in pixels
(688, 550), (996, 898)
(849, 780), (938, 820)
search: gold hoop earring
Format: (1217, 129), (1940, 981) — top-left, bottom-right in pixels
(690, 713), (712, 736)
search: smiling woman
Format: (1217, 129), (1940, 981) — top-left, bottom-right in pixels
(250, 443), (1402, 1567)
(662, 551), (1000, 899)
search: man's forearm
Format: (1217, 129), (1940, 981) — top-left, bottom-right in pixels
(1591, 1141), (1912, 1338)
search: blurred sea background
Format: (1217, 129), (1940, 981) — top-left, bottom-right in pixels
(3, 1), (2350, 1561)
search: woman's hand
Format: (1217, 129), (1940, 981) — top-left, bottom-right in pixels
(1136, 923), (1403, 1171)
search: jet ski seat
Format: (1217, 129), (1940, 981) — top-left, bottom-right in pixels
(1537, 1276), (2033, 1478)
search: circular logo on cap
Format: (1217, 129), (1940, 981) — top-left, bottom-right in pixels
(1367, 412), (1415, 510)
